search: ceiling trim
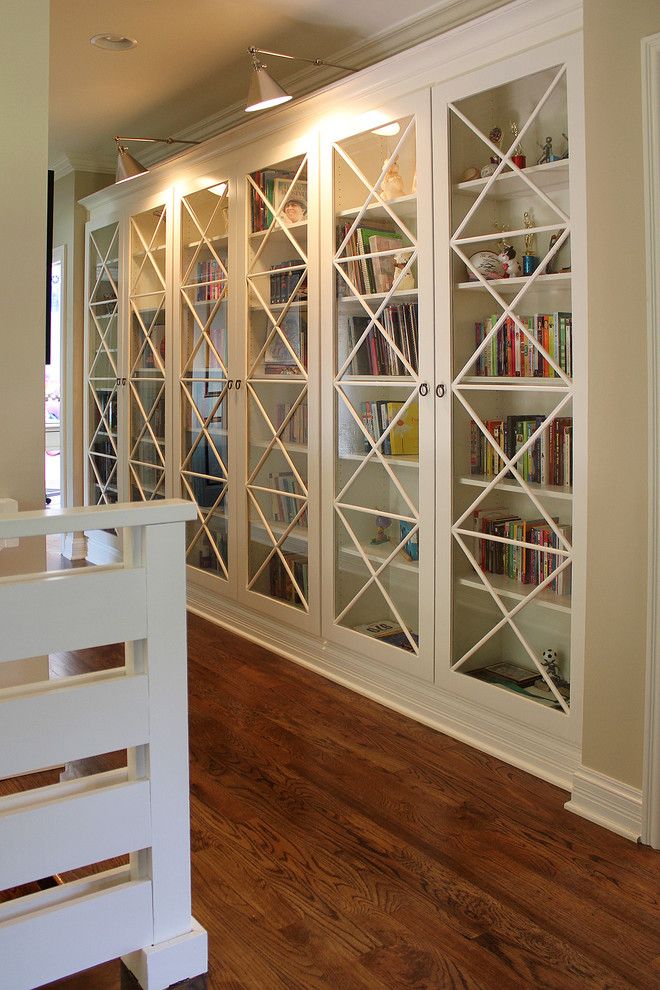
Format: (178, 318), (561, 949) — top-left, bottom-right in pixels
(136, 0), (513, 166)
(52, 154), (115, 181)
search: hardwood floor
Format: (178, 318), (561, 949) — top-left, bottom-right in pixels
(8, 613), (660, 989)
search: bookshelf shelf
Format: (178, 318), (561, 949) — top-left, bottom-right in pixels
(339, 541), (419, 575)
(339, 451), (419, 467)
(457, 273), (571, 293)
(249, 219), (307, 242)
(338, 193), (417, 223)
(458, 474), (573, 501)
(457, 572), (571, 614)
(454, 159), (569, 200)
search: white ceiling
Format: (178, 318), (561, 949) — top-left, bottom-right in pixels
(49, 0), (504, 169)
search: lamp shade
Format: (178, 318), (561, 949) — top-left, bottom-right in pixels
(116, 145), (148, 182)
(245, 66), (292, 112)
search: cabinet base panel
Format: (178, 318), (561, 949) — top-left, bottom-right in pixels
(188, 585), (580, 791)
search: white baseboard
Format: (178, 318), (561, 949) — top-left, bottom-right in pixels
(188, 586), (580, 791)
(565, 766), (642, 842)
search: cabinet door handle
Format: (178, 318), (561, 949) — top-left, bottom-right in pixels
(419, 382), (429, 396)
(235, 379), (242, 390)
(435, 384), (446, 398)
(227, 379), (233, 390)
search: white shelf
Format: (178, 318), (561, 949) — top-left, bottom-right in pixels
(454, 159), (569, 200)
(338, 193), (417, 223)
(339, 375), (417, 385)
(457, 571), (571, 613)
(339, 540), (419, 574)
(337, 288), (418, 311)
(184, 233), (228, 249)
(249, 219), (307, 241)
(458, 376), (568, 387)
(458, 474), (573, 501)
(456, 273), (571, 293)
(250, 440), (307, 453)
(339, 451), (418, 467)
(250, 299), (307, 312)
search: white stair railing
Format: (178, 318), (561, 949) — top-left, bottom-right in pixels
(0, 500), (207, 990)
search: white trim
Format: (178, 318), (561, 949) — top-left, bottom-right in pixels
(51, 244), (66, 511)
(188, 585), (580, 790)
(51, 155), (115, 181)
(642, 31), (660, 850)
(566, 766), (642, 843)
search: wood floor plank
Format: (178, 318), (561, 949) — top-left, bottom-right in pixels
(4, 613), (655, 990)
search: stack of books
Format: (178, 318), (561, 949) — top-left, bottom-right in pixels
(473, 312), (572, 377)
(346, 307), (418, 375)
(472, 506), (571, 594)
(358, 400), (418, 455)
(470, 415), (573, 486)
(336, 221), (412, 295)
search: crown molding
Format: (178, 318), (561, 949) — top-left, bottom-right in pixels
(136, 0), (514, 164)
(51, 154), (115, 182)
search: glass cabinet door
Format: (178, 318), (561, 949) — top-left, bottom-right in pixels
(446, 63), (574, 714)
(330, 111), (432, 669)
(179, 182), (230, 578)
(245, 155), (310, 612)
(86, 220), (120, 506)
(128, 203), (167, 501)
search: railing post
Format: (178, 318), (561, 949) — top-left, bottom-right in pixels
(121, 519), (207, 990)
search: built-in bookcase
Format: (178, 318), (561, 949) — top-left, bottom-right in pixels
(86, 219), (120, 508)
(179, 181), (230, 578)
(434, 39), (584, 728)
(244, 152), (313, 616)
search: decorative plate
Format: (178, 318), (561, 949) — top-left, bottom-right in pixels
(467, 250), (505, 281)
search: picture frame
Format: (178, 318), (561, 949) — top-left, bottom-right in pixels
(272, 178), (307, 225)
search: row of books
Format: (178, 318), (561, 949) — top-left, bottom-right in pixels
(473, 312), (572, 378)
(269, 261), (308, 305)
(472, 506), (571, 595)
(358, 400), (419, 456)
(250, 169), (293, 233)
(272, 401), (308, 445)
(267, 471), (308, 527)
(195, 259), (227, 302)
(336, 221), (409, 295)
(470, 416), (573, 487)
(268, 553), (308, 606)
(346, 307), (418, 376)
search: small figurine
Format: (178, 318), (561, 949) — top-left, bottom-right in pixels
(461, 166), (480, 182)
(510, 121), (526, 168)
(381, 157), (405, 200)
(541, 648), (570, 690)
(480, 126), (502, 178)
(537, 135), (560, 165)
(498, 245), (521, 278)
(393, 252), (415, 290)
(522, 210), (539, 275)
(371, 514), (392, 546)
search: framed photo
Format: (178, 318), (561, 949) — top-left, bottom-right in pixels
(273, 178), (307, 225)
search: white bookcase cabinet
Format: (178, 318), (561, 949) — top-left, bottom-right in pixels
(82, 0), (586, 788)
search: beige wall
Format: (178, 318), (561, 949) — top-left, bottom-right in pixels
(54, 170), (112, 506)
(583, 0), (660, 786)
(0, 1), (50, 683)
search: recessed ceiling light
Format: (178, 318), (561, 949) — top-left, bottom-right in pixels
(90, 34), (137, 52)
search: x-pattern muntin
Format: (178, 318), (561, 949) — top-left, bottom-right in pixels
(128, 379), (166, 471)
(334, 259), (418, 380)
(180, 473), (229, 579)
(180, 291), (228, 380)
(180, 193), (228, 288)
(246, 383), (308, 496)
(334, 504), (419, 653)
(129, 459), (165, 502)
(334, 384), (419, 519)
(247, 273), (308, 378)
(89, 226), (119, 303)
(180, 383), (229, 480)
(89, 386), (118, 457)
(247, 156), (308, 269)
(88, 448), (118, 505)
(452, 527), (570, 712)
(130, 208), (166, 296)
(246, 488), (309, 609)
(130, 296), (166, 377)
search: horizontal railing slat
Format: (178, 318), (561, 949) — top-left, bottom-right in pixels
(0, 878), (153, 990)
(0, 567), (147, 663)
(0, 777), (151, 890)
(0, 671), (149, 778)
(0, 499), (196, 540)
